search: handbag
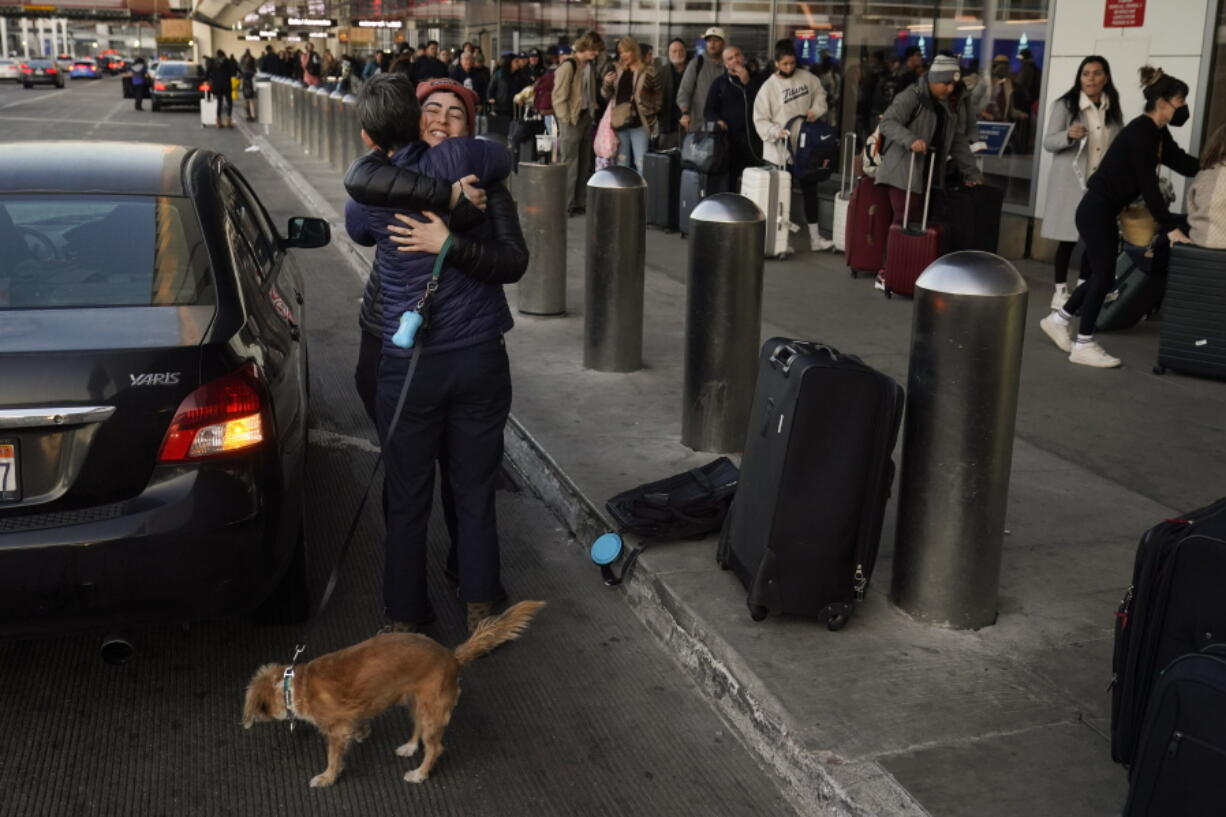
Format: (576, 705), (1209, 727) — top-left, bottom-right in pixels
(1120, 206), (1158, 248)
(594, 102), (620, 160)
(680, 127), (728, 174)
(610, 100), (635, 129)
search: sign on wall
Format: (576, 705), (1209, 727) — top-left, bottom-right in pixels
(1104, 0), (1146, 27)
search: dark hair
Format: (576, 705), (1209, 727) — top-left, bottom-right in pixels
(427, 40), (438, 48)
(1202, 124), (1226, 169)
(1139, 65), (1190, 112)
(903, 45), (922, 59)
(498, 53), (515, 74)
(356, 73), (420, 152)
(774, 38), (795, 63)
(1058, 56), (1123, 126)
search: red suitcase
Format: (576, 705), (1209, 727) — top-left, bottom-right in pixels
(845, 176), (892, 277)
(883, 152), (942, 299)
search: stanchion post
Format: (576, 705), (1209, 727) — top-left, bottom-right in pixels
(583, 166), (646, 372)
(681, 193), (765, 452)
(342, 94), (361, 167)
(327, 90), (344, 170)
(517, 161), (568, 316)
(889, 251), (1028, 629)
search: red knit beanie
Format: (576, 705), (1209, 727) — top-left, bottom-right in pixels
(415, 78), (478, 136)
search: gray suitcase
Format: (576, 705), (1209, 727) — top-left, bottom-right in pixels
(679, 168), (727, 238)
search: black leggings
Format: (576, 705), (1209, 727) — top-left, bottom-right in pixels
(1063, 192), (1119, 336)
(1053, 240), (1092, 285)
(801, 181), (819, 224)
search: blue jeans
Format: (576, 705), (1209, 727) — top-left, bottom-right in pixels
(615, 125), (649, 174)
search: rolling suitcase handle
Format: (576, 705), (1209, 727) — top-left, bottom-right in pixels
(840, 132), (857, 196)
(901, 150), (937, 233)
(768, 340), (839, 375)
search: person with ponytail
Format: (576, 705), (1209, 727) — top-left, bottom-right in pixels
(1040, 56), (1124, 310)
(1038, 65), (1198, 368)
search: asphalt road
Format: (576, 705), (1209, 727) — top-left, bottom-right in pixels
(0, 76), (795, 817)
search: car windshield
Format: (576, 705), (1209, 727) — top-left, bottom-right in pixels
(0, 195), (214, 309)
(28, 61), (52, 68)
(157, 64), (199, 78)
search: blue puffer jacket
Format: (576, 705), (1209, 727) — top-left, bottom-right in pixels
(345, 138), (513, 357)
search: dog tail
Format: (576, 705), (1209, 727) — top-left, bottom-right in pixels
(453, 601), (546, 667)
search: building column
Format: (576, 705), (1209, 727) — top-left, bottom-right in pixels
(20, 17), (29, 58)
(1, 18), (8, 59)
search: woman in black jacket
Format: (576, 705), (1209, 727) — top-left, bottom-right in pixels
(1038, 65), (1199, 368)
(343, 79), (528, 633)
(208, 49), (237, 127)
(486, 53), (517, 119)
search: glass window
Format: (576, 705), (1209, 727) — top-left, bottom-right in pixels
(0, 195), (213, 310)
(219, 172), (276, 278)
(155, 63), (202, 79)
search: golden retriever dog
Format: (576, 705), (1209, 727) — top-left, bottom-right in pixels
(242, 600), (545, 787)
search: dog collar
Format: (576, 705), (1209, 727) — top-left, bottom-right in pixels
(282, 666), (297, 731)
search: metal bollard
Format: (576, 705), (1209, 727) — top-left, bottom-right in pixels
(292, 82), (306, 145)
(321, 88), (335, 165)
(256, 80), (272, 126)
(584, 166), (646, 372)
(890, 251), (1028, 629)
(517, 162), (568, 316)
(681, 193), (765, 453)
(327, 90), (344, 170)
(342, 95), (361, 167)
(308, 86), (323, 157)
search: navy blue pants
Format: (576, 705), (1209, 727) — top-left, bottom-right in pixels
(376, 337), (511, 623)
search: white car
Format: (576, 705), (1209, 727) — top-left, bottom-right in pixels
(0, 58), (20, 82)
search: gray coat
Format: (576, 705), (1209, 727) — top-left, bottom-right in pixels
(676, 52), (725, 126)
(1039, 98), (1122, 241)
(875, 79), (981, 194)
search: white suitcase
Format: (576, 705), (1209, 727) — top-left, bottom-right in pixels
(200, 96), (217, 127)
(832, 133), (856, 253)
(740, 165), (791, 259)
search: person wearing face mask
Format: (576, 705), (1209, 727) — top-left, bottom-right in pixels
(1038, 66), (1199, 368)
(754, 39), (836, 252)
(1040, 56), (1124, 310)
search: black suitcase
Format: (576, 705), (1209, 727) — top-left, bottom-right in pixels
(934, 183), (1003, 253)
(1110, 498), (1226, 766)
(679, 168), (727, 238)
(1123, 645), (1226, 815)
(644, 149), (681, 232)
(716, 339), (904, 629)
(1156, 244), (1226, 380)
(1097, 241), (1167, 332)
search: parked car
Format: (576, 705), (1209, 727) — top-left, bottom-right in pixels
(100, 54), (129, 74)
(69, 57), (102, 79)
(21, 59), (64, 89)
(0, 58), (19, 82)
(150, 61), (205, 111)
(0, 141), (331, 638)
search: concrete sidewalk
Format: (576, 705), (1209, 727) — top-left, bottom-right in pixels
(247, 122), (1226, 816)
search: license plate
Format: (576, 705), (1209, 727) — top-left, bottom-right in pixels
(0, 441), (18, 501)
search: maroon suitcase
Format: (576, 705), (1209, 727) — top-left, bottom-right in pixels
(845, 176), (892, 277)
(883, 152), (942, 299)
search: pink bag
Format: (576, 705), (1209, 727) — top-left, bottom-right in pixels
(594, 103), (619, 161)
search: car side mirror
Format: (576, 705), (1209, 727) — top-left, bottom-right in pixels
(284, 217), (330, 249)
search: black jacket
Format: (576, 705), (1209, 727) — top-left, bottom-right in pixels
(704, 70), (766, 140)
(412, 57), (449, 84)
(1085, 115), (1199, 232)
(208, 57), (237, 92)
(343, 152), (528, 337)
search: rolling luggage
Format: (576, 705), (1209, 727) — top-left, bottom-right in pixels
(1155, 243), (1226, 380)
(644, 149), (681, 232)
(680, 125), (728, 175)
(882, 152), (943, 298)
(716, 339), (905, 629)
(1096, 241), (1167, 333)
(740, 165), (791, 259)
(1122, 644), (1226, 816)
(1110, 498), (1226, 767)
(832, 134), (855, 253)
(934, 183), (1004, 253)
(200, 97), (217, 127)
(845, 175), (892, 277)
(679, 168), (727, 238)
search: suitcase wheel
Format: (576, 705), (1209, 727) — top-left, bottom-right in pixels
(748, 602), (768, 622)
(884, 289), (892, 299)
(1153, 364), (1167, 375)
(826, 613), (848, 632)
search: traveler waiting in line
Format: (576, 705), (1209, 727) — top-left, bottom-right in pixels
(239, 49), (257, 121)
(677, 27), (727, 133)
(1187, 125), (1226, 249)
(1039, 66), (1199, 369)
(1040, 55), (1124, 310)
(208, 49), (237, 128)
(654, 38), (689, 149)
(871, 53), (983, 284)
(600, 36), (662, 175)
(553, 31), (606, 216)
(486, 52), (518, 120)
(754, 39), (839, 253)
(344, 74), (528, 634)
(704, 45), (765, 189)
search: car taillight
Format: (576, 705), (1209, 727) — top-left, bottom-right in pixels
(20, 67), (31, 74)
(154, 81), (167, 91)
(158, 363), (267, 462)
(45, 68), (57, 74)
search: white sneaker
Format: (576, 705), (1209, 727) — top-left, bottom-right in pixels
(810, 235), (836, 252)
(1049, 289), (1069, 311)
(1069, 340), (1121, 368)
(1039, 314), (1073, 353)
(874, 271), (886, 291)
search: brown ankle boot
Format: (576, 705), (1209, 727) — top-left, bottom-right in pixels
(466, 602), (494, 634)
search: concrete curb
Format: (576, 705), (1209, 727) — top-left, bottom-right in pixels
(502, 415), (929, 817)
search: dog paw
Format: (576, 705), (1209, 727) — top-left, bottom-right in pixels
(309, 773), (336, 788)
(395, 740), (419, 757)
(404, 768), (428, 784)
(355, 724), (371, 743)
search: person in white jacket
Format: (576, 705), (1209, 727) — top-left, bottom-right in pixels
(753, 39), (834, 251)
